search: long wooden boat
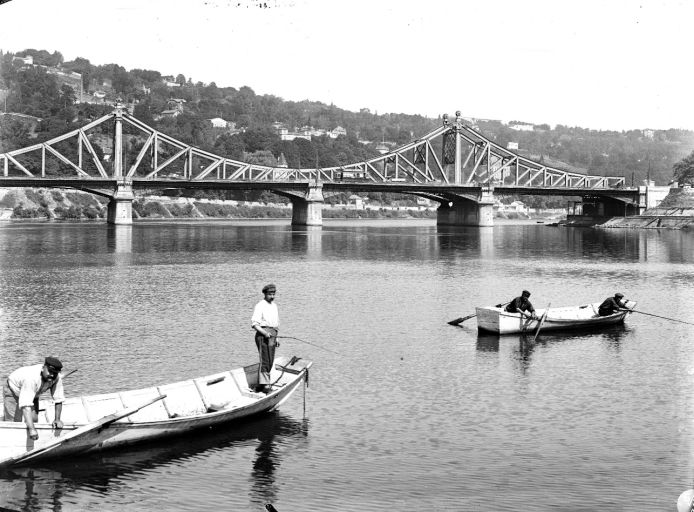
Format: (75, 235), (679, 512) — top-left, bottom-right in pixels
(0, 355), (312, 468)
(475, 301), (636, 334)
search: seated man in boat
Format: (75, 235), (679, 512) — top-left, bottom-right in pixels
(598, 293), (627, 316)
(3, 357), (65, 440)
(504, 290), (538, 319)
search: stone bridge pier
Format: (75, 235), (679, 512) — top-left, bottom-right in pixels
(280, 183), (324, 226)
(106, 180), (135, 225)
(436, 186), (495, 227)
(80, 179), (135, 225)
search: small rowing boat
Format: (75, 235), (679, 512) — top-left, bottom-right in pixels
(475, 301), (636, 334)
(0, 355), (311, 468)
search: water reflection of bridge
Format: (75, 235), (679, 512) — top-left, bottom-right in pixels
(1, 104), (662, 227)
(94, 222), (694, 265)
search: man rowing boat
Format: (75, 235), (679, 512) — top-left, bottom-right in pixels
(504, 290), (538, 320)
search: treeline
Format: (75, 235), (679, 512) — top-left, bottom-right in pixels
(474, 119), (693, 187)
(1, 48), (693, 189)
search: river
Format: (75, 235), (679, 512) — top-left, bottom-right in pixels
(0, 219), (692, 511)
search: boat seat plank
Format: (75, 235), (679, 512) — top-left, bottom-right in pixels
(156, 381), (207, 418)
(195, 372), (241, 410)
(83, 395), (128, 422)
(57, 398), (90, 424)
(231, 368), (259, 398)
(120, 388), (170, 422)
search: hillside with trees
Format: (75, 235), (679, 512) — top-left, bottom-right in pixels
(1, 47), (693, 197)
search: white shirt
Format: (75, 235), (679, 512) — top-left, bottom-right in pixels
(7, 364), (65, 408)
(251, 299), (279, 330)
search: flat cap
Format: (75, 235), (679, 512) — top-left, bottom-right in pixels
(522, 290), (531, 297)
(44, 356), (63, 370)
(614, 292), (624, 299)
(262, 283), (276, 294)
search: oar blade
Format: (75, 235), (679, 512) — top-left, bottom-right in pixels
(531, 303), (551, 343)
(447, 313), (475, 326)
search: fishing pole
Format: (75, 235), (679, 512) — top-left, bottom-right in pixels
(622, 309), (694, 326)
(276, 336), (342, 355)
(62, 368), (78, 379)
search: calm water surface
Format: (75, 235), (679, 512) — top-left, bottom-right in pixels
(0, 219), (693, 511)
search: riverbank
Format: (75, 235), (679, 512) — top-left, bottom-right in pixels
(0, 188), (563, 222)
(599, 186), (694, 229)
(0, 188), (438, 220)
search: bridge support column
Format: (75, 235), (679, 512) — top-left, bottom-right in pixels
(291, 184), (324, 226)
(107, 180), (135, 225)
(437, 187), (495, 227)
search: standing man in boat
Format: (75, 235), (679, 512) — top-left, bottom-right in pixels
(3, 357), (65, 440)
(251, 284), (279, 394)
(598, 292), (627, 316)
(505, 290), (538, 319)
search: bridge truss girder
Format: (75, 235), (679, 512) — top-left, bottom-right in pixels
(0, 105), (625, 192)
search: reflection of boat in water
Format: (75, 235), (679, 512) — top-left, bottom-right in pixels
(0, 412), (309, 511)
(0, 356), (311, 468)
(475, 301), (636, 334)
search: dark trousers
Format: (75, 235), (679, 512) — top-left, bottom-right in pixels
(255, 328), (277, 386)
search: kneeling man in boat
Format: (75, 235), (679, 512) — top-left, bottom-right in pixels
(3, 357), (64, 440)
(505, 290), (538, 319)
(598, 293), (627, 316)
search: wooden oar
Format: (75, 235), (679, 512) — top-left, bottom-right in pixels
(447, 313), (476, 326)
(622, 309), (694, 326)
(531, 303), (551, 343)
(0, 394), (166, 468)
(448, 301), (510, 326)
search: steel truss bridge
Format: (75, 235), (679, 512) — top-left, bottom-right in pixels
(0, 104), (641, 225)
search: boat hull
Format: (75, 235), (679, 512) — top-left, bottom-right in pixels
(475, 301), (635, 334)
(0, 356), (311, 466)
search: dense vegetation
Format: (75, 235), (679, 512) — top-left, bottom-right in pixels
(1, 47), (693, 202)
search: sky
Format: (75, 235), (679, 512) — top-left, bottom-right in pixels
(0, 0), (692, 132)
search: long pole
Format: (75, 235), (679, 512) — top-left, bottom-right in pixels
(276, 335), (342, 355)
(625, 309), (694, 326)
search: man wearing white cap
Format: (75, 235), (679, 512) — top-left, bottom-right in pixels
(251, 284), (279, 394)
(3, 357), (65, 440)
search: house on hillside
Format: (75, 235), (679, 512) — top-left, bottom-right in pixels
(273, 123), (311, 141)
(330, 126), (347, 138)
(209, 117), (233, 129)
(12, 55), (33, 66)
(157, 99), (186, 119)
(348, 195), (366, 209)
(508, 123), (534, 132)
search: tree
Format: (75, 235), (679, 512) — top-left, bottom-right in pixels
(59, 84), (76, 108)
(0, 117), (30, 152)
(673, 151), (694, 185)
